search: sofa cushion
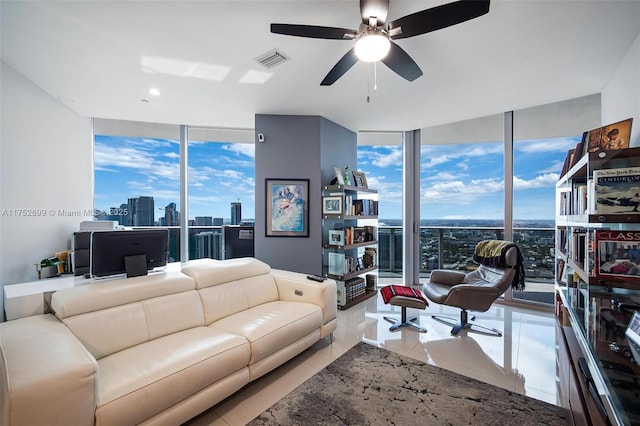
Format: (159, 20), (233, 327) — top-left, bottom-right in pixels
(181, 257), (271, 289)
(198, 274), (279, 324)
(95, 327), (249, 426)
(209, 300), (323, 365)
(52, 270), (196, 318)
(60, 290), (205, 360)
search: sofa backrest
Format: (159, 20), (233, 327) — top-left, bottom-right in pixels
(51, 271), (202, 360)
(181, 257), (278, 324)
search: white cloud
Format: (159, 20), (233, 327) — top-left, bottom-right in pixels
(513, 173), (559, 189)
(421, 143), (502, 169)
(423, 177), (504, 205)
(516, 137), (579, 153)
(424, 171), (460, 181)
(222, 143), (255, 159)
(362, 146), (402, 168)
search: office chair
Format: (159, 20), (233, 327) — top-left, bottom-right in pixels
(422, 240), (525, 336)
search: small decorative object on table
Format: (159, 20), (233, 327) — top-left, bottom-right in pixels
(35, 255), (65, 279)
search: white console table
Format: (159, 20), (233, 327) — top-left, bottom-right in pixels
(3, 263), (182, 321)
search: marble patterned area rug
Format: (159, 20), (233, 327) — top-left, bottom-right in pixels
(249, 342), (566, 425)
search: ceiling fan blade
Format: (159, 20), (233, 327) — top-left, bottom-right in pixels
(271, 23), (356, 40)
(387, 0), (490, 40)
(381, 42), (423, 82)
(321, 48), (359, 86)
(360, 0), (389, 26)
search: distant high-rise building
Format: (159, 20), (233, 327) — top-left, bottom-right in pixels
(118, 203), (129, 225)
(195, 231), (223, 260)
(127, 196), (154, 226)
(164, 202), (178, 226)
(230, 202), (241, 225)
(213, 217), (224, 226)
(195, 216), (213, 226)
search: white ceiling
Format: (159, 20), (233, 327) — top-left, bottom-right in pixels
(1, 1), (639, 133)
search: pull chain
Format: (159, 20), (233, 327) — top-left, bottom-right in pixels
(367, 63), (371, 103)
(366, 62), (379, 104)
(374, 61), (378, 92)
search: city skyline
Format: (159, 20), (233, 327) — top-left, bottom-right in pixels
(95, 134), (580, 221)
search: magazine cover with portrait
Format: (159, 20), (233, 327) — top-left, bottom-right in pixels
(596, 230), (640, 281)
(583, 118), (633, 155)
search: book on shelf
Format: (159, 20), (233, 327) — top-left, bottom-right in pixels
(556, 228), (568, 253)
(335, 277), (367, 305)
(365, 274), (377, 292)
(595, 230), (640, 281)
(593, 166), (640, 214)
(570, 228), (587, 266)
(343, 196), (378, 216)
(329, 252), (362, 276)
(586, 229), (596, 276)
(363, 247), (377, 268)
(572, 183), (589, 215)
(556, 259), (566, 284)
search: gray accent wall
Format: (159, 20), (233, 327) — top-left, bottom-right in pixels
(254, 114), (356, 275)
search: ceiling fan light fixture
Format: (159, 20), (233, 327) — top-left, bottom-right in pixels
(354, 31), (390, 62)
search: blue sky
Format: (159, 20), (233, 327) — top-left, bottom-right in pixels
(358, 136), (581, 220)
(95, 134), (580, 222)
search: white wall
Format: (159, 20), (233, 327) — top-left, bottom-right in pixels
(1, 62), (92, 320)
(602, 31), (640, 147)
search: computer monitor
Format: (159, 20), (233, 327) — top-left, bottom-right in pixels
(90, 229), (169, 278)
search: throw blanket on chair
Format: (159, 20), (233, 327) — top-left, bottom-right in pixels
(473, 240), (526, 291)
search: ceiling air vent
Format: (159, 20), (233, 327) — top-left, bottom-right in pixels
(255, 49), (290, 69)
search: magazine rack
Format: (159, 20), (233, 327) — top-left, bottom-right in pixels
(555, 147), (640, 425)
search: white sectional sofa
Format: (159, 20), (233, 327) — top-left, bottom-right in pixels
(0, 257), (337, 426)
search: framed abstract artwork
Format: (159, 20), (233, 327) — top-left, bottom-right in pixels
(265, 178), (309, 237)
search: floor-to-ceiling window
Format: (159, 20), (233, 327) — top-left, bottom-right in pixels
(416, 95), (599, 306)
(511, 96), (598, 304)
(187, 130), (255, 260)
(357, 132), (403, 282)
(93, 124), (181, 261)
(93, 120), (256, 263)
(419, 114), (505, 279)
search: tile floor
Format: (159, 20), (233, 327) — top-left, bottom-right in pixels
(186, 294), (559, 426)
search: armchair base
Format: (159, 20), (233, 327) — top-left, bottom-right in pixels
(432, 309), (502, 337)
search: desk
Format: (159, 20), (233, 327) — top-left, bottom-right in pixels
(3, 263), (182, 321)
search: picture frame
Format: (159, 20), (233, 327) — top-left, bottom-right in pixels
(333, 166), (345, 185)
(265, 179), (309, 237)
(322, 196), (343, 215)
(582, 118), (633, 156)
(352, 171), (368, 188)
(328, 229), (345, 246)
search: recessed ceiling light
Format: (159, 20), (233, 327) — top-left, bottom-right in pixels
(149, 88), (161, 96)
(141, 99), (149, 103)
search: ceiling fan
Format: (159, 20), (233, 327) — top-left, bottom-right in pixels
(271, 0), (490, 86)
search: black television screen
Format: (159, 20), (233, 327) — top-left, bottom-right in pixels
(90, 229), (169, 278)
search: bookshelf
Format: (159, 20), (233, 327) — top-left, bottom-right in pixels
(555, 147), (640, 426)
(322, 184), (379, 310)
